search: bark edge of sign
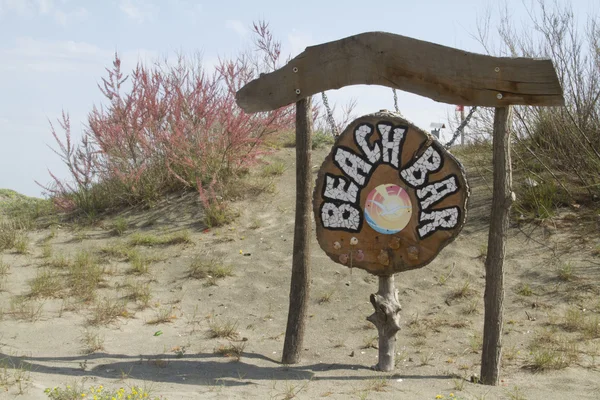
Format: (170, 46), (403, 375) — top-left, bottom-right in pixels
(236, 31), (565, 113)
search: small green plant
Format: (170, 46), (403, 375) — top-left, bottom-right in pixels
(126, 281), (151, 309)
(469, 333), (482, 353)
(361, 335), (378, 349)
(81, 330), (104, 354)
(48, 254), (70, 269)
(516, 283), (533, 296)
(557, 262), (574, 281)
(88, 297), (129, 326)
(9, 296), (43, 321)
(203, 200), (236, 228)
(188, 257), (232, 280)
(317, 290), (334, 305)
(312, 130), (335, 149)
(146, 307), (175, 325)
(462, 299), (479, 315)
(111, 217), (128, 236)
(0, 220), (18, 250)
(213, 341), (246, 361)
(128, 252), (149, 275)
(28, 269), (64, 298)
(68, 251), (104, 301)
(208, 319), (238, 339)
(13, 233), (29, 254)
(44, 384), (162, 400)
(0, 259), (8, 276)
(261, 161), (286, 177)
(41, 243), (52, 259)
(450, 280), (475, 300)
(129, 231), (192, 246)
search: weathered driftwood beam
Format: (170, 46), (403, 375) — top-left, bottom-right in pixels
(282, 97), (313, 364)
(481, 106), (513, 385)
(367, 275), (402, 371)
(236, 32), (564, 113)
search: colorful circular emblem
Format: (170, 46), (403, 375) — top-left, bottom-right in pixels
(364, 184), (412, 234)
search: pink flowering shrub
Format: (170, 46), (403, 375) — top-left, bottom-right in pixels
(41, 21), (294, 217)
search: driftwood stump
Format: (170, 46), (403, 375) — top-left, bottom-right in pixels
(367, 275), (402, 371)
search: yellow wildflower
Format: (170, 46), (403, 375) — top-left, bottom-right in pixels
(435, 396), (444, 400)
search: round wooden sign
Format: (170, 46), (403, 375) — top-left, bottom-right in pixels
(313, 111), (469, 276)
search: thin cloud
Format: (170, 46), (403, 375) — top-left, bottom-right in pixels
(119, 0), (158, 23)
(225, 19), (247, 37)
(0, 0), (87, 25)
(287, 30), (314, 57)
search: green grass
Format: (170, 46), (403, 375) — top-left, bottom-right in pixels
(28, 269), (64, 298)
(188, 257), (233, 280)
(128, 251), (149, 275)
(129, 230), (192, 246)
(213, 342), (246, 361)
(68, 251), (104, 301)
(557, 262), (574, 281)
(312, 130), (335, 150)
(88, 297), (130, 326)
(110, 217), (128, 236)
(260, 162), (286, 177)
(207, 319), (238, 339)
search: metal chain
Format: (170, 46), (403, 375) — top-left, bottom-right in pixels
(321, 91), (339, 137)
(392, 88), (401, 114)
(444, 106), (478, 148)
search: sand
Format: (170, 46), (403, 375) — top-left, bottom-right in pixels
(0, 147), (599, 399)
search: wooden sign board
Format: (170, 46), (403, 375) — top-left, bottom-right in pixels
(313, 111), (469, 276)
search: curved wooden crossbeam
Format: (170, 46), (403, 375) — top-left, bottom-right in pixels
(236, 31), (564, 113)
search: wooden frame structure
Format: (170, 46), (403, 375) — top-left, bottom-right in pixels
(236, 31), (564, 384)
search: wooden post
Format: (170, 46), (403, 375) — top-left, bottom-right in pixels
(460, 107), (465, 145)
(481, 106), (513, 385)
(282, 97), (313, 365)
(367, 274), (402, 371)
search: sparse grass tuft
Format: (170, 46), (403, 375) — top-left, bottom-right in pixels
(317, 290), (334, 305)
(0, 259), (8, 276)
(516, 283), (533, 296)
(68, 251), (104, 301)
(9, 296), (44, 321)
(203, 200), (236, 228)
(48, 254), (70, 269)
(128, 252), (149, 275)
(81, 330), (104, 354)
(13, 233), (29, 254)
(44, 383), (159, 400)
(110, 216), (128, 236)
(361, 335), (378, 349)
(261, 161), (286, 177)
(208, 319), (238, 339)
(41, 243), (52, 259)
(449, 280), (476, 301)
(125, 281), (151, 309)
(557, 262), (574, 281)
(28, 269), (64, 298)
(188, 256), (232, 280)
(146, 307), (175, 325)
(88, 297), (129, 326)
(214, 341), (246, 361)
(312, 130), (335, 150)
(129, 230), (192, 246)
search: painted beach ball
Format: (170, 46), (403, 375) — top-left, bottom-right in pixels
(364, 184), (412, 235)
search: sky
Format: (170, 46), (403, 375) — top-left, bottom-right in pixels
(0, 0), (596, 197)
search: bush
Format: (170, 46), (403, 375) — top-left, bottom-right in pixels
(470, 2), (600, 211)
(40, 21), (294, 217)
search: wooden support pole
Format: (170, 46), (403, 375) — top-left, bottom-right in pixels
(367, 274), (402, 371)
(282, 97), (313, 365)
(481, 106), (513, 385)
